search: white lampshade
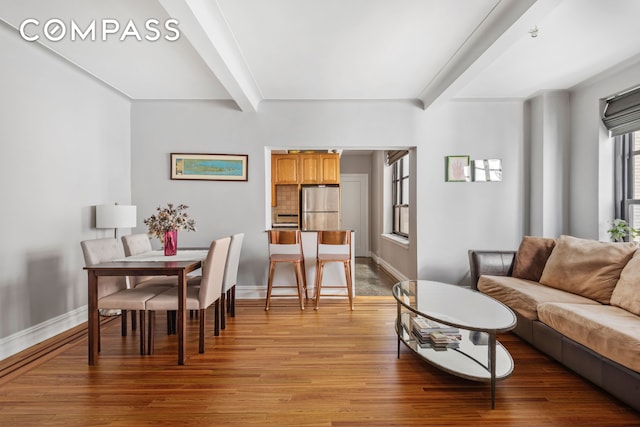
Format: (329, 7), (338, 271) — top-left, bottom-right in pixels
(96, 204), (137, 229)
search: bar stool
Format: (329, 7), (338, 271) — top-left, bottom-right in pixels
(265, 229), (308, 310)
(314, 230), (354, 310)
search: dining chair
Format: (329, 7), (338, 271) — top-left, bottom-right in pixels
(146, 236), (231, 354)
(122, 233), (178, 332)
(221, 233), (244, 327)
(265, 229), (307, 311)
(314, 230), (354, 310)
(80, 237), (168, 355)
(122, 233), (180, 288)
(188, 233), (245, 329)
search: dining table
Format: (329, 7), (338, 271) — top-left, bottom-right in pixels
(84, 249), (208, 366)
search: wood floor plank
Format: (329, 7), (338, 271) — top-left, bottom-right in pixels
(0, 296), (638, 426)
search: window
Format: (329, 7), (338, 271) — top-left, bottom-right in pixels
(615, 131), (640, 237)
(392, 154), (409, 237)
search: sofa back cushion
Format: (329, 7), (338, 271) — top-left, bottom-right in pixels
(512, 236), (556, 281)
(539, 235), (637, 304)
(611, 249), (640, 315)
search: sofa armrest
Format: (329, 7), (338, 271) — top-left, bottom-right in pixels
(468, 250), (516, 290)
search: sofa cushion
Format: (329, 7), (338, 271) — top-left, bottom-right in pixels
(512, 236), (556, 281)
(477, 275), (599, 320)
(539, 235), (637, 304)
(611, 249), (640, 316)
(538, 302), (640, 372)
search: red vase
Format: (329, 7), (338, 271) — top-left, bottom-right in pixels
(164, 230), (178, 256)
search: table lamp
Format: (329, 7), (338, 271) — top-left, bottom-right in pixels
(96, 203), (137, 239)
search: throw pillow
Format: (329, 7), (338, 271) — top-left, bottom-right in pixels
(512, 236), (556, 281)
(611, 249), (640, 316)
(539, 235), (637, 304)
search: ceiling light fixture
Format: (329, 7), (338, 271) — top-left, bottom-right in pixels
(529, 25), (539, 38)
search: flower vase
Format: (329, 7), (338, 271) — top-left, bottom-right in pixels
(164, 230), (178, 256)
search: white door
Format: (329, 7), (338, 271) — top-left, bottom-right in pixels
(340, 174), (369, 256)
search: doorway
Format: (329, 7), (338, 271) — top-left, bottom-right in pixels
(340, 173), (369, 257)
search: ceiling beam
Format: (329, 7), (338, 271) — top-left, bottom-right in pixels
(159, 0), (262, 112)
(418, 0), (542, 109)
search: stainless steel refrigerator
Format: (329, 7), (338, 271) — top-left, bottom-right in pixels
(301, 185), (340, 231)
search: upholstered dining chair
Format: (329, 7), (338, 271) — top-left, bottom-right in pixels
(80, 237), (168, 355)
(314, 230), (354, 310)
(146, 236), (231, 354)
(122, 233), (180, 288)
(221, 233), (244, 327)
(265, 229), (307, 311)
(121, 233), (179, 332)
(187, 233), (244, 330)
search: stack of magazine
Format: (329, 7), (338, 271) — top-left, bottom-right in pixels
(410, 316), (462, 350)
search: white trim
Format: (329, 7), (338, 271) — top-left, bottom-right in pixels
(0, 305), (87, 361)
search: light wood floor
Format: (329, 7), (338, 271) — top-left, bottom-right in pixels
(1, 297), (639, 426)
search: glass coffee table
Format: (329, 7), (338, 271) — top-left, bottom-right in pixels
(392, 280), (517, 408)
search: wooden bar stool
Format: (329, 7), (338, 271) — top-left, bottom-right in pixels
(265, 230), (308, 310)
(314, 230), (354, 310)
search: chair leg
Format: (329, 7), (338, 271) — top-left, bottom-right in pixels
(121, 310), (128, 336)
(314, 261), (324, 310)
(167, 310), (177, 335)
(265, 261), (275, 311)
(345, 261), (354, 311)
(131, 310), (137, 331)
(220, 292), (226, 330)
(301, 258), (309, 300)
(214, 300), (221, 336)
(98, 315), (101, 353)
(148, 311), (155, 356)
(229, 287), (236, 317)
(294, 262), (305, 311)
(139, 311), (146, 355)
(199, 308), (206, 354)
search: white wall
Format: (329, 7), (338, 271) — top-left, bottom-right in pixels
(131, 99), (525, 289)
(131, 100), (423, 287)
(528, 91), (570, 237)
(569, 57), (640, 240)
(0, 22), (132, 357)
(415, 101), (525, 284)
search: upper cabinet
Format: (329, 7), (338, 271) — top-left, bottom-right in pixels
(272, 154), (299, 184)
(272, 153), (340, 185)
(318, 154), (340, 184)
(299, 154), (321, 184)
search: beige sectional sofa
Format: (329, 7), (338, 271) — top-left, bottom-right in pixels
(469, 235), (640, 412)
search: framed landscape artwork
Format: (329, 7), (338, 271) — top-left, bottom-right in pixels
(171, 153), (248, 181)
(445, 155), (470, 182)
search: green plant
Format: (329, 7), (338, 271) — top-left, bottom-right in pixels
(607, 219), (639, 242)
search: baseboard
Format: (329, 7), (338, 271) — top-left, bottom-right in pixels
(0, 305), (88, 361)
(236, 286), (266, 300)
(370, 253), (410, 283)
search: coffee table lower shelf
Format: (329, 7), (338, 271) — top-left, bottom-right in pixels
(395, 324), (514, 408)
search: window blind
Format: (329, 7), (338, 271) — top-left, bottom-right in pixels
(602, 86), (640, 136)
(385, 150), (409, 166)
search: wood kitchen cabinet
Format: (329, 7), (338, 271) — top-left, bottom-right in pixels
(299, 153), (340, 184)
(272, 153), (340, 205)
(272, 154), (299, 184)
(272, 153), (340, 185)
(319, 153), (340, 184)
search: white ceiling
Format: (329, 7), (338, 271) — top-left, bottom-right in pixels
(2, 0), (640, 111)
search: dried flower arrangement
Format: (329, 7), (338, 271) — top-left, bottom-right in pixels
(143, 203), (196, 242)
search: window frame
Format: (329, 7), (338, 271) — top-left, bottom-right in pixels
(615, 132), (640, 239)
(391, 154), (409, 238)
